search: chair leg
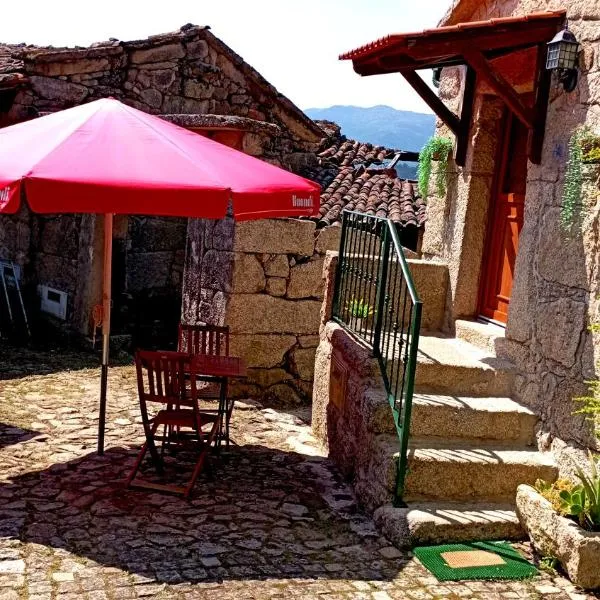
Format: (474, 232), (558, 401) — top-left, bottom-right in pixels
(146, 422), (164, 474)
(225, 395), (234, 450)
(184, 419), (220, 498)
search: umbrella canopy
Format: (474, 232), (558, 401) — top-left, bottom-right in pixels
(0, 97), (320, 219)
(0, 98), (320, 454)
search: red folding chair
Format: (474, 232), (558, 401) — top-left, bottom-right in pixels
(178, 323), (230, 357)
(178, 323), (235, 446)
(126, 350), (221, 497)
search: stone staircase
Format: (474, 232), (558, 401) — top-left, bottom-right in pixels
(353, 319), (558, 547)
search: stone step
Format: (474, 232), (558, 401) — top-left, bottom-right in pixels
(359, 435), (557, 506)
(410, 393), (537, 445)
(373, 501), (524, 548)
(455, 319), (507, 354)
(363, 389), (537, 445)
(411, 335), (514, 396)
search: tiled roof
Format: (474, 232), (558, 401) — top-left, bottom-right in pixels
(339, 11), (565, 61)
(302, 121), (424, 229)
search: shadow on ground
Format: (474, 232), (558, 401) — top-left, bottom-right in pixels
(0, 441), (409, 585)
(0, 423), (42, 449)
(0, 342), (132, 380)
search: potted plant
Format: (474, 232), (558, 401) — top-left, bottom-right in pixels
(516, 453), (600, 589)
(417, 136), (453, 200)
(345, 297), (374, 331)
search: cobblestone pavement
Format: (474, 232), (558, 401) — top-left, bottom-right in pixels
(0, 347), (598, 600)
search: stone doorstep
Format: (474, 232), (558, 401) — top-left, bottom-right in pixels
(400, 334), (515, 396)
(364, 389), (537, 444)
(410, 394), (537, 445)
(366, 434), (558, 503)
(455, 318), (507, 353)
(373, 501), (524, 549)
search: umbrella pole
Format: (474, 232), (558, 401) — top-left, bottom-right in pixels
(98, 213), (114, 455)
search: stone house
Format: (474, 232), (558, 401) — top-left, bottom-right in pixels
(0, 24), (323, 343)
(312, 2), (600, 546)
(0, 26), (426, 401)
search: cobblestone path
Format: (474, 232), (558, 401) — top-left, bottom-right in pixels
(0, 347), (597, 599)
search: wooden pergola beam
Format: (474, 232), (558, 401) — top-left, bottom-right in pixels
(528, 42), (552, 164)
(461, 47), (534, 130)
(455, 65), (477, 166)
(399, 69), (460, 135)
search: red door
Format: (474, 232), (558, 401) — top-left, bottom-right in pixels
(478, 112), (527, 324)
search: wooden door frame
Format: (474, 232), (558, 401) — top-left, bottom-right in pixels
(477, 107), (515, 324)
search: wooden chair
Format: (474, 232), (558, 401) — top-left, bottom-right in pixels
(178, 323), (230, 357)
(126, 350), (221, 497)
(177, 323), (235, 446)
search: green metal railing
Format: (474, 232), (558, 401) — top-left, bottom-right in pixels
(332, 210), (422, 505)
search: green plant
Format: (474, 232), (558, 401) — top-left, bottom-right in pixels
(579, 129), (600, 164)
(539, 555), (559, 574)
(537, 455), (600, 531)
(573, 452), (600, 531)
(417, 136), (453, 199)
(561, 127), (600, 230)
(536, 478), (577, 513)
(582, 146), (600, 164)
(558, 485), (587, 524)
(345, 297), (374, 319)
(575, 380), (600, 438)
(561, 128), (584, 231)
(574, 322), (600, 437)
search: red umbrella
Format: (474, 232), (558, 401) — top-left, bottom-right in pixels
(0, 98), (320, 452)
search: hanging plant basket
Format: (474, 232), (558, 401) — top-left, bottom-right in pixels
(417, 136), (453, 200)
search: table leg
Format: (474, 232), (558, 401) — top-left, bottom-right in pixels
(224, 379), (230, 450)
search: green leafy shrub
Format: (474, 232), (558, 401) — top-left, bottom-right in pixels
(417, 136), (453, 200)
(561, 127), (600, 230)
(536, 454), (600, 532)
(574, 322), (600, 438)
(573, 452), (600, 531)
(580, 129), (600, 164)
(561, 128), (584, 231)
(575, 380), (600, 438)
(535, 478), (577, 513)
(345, 298), (374, 319)
(582, 146), (600, 164)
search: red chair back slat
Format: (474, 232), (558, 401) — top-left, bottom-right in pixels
(178, 323), (230, 357)
(135, 350), (192, 406)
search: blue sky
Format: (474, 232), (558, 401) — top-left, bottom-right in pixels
(2, 0), (450, 113)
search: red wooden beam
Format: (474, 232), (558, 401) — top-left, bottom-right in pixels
(461, 47), (534, 130)
(455, 66), (477, 166)
(399, 69), (460, 135)
(528, 42), (551, 164)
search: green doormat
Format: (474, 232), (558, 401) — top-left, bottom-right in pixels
(413, 541), (538, 582)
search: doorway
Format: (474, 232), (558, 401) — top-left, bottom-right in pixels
(478, 110), (528, 324)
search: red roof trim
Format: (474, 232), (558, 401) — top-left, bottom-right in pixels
(339, 11), (566, 61)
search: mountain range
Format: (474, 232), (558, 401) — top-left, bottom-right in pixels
(304, 105), (435, 153)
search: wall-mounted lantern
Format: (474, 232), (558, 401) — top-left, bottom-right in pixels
(546, 22), (580, 92)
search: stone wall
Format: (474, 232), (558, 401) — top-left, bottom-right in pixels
(182, 218), (342, 403)
(425, 0), (600, 460)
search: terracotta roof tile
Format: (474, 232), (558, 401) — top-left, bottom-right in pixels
(339, 10), (565, 61)
(303, 121), (424, 229)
